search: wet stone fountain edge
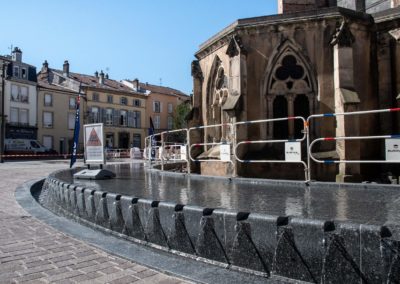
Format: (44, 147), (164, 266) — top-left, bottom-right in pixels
(37, 175), (400, 284)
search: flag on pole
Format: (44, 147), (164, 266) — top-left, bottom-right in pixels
(70, 92), (81, 168)
(149, 117), (156, 159)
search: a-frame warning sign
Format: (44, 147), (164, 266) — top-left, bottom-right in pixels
(84, 123), (105, 164)
(87, 128), (102, 146)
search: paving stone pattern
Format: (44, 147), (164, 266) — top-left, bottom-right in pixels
(0, 160), (190, 284)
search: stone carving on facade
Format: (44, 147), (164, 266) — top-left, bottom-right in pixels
(389, 28), (400, 41)
(226, 35), (247, 58)
(191, 60), (203, 80)
(330, 21), (355, 47)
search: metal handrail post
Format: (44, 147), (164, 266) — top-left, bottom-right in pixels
(161, 132), (164, 171)
(186, 128), (191, 174)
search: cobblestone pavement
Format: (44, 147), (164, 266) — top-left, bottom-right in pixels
(0, 160), (191, 284)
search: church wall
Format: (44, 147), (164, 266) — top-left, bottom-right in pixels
(193, 8), (398, 180)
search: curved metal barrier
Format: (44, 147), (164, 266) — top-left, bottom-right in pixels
(309, 135), (400, 164)
(144, 107), (400, 182)
(234, 117), (308, 180)
(145, 129), (189, 172)
(188, 123), (234, 165)
(307, 108), (400, 180)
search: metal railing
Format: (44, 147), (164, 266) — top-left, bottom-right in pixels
(234, 117), (308, 180)
(188, 123), (234, 165)
(306, 108), (400, 180)
(145, 107), (400, 182)
(145, 129), (189, 171)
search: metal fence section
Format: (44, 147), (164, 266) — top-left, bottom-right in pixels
(188, 123), (234, 168)
(143, 107), (400, 182)
(307, 108), (400, 180)
(234, 117), (309, 180)
(145, 129), (189, 172)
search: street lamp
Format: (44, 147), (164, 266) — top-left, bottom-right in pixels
(0, 60), (9, 163)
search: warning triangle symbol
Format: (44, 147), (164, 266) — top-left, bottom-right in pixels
(87, 128), (102, 146)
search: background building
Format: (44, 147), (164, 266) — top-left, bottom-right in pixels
(0, 48), (37, 140)
(37, 60), (82, 154)
(123, 79), (189, 134)
(77, 71), (147, 149)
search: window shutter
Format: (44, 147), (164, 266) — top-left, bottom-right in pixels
(153, 101), (156, 112)
(127, 111), (133, 127)
(6, 63), (13, 77)
(137, 111), (141, 128)
(87, 107), (93, 123)
(101, 108), (106, 123)
(113, 109), (120, 126)
(160, 102), (163, 113)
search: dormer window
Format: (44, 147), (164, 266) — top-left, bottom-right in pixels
(13, 66), (19, 78)
(21, 68), (27, 79)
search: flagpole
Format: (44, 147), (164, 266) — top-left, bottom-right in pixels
(70, 84), (82, 168)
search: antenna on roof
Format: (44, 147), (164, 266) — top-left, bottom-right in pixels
(8, 44), (13, 55)
(159, 78), (162, 86)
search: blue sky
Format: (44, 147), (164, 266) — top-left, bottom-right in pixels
(0, 1), (277, 94)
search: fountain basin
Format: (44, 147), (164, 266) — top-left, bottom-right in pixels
(39, 163), (400, 283)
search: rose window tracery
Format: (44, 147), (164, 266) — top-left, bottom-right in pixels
(269, 53), (311, 95)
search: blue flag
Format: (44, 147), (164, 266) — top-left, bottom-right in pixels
(149, 117), (156, 159)
(70, 94), (81, 168)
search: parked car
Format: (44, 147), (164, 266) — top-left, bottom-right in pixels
(5, 139), (48, 154)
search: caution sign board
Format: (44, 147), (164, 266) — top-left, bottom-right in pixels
(386, 138), (400, 161)
(84, 123), (105, 164)
(285, 142), (302, 162)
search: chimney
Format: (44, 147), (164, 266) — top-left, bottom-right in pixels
(99, 70), (104, 84)
(12, 47), (22, 62)
(133, 78), (139, 90)
(41, 60), (49, 73)
(337, 0), (365, 11)
(94, 71), (99, 78)
(63, 60), (69, 77)
(105, 73), (109, 79)
(278, 0), (336, 14)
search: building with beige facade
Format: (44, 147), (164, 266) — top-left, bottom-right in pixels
(123, 79), (189, 133)
(37, 61), (148, 152)
(37, 61), (82, 154)
(78, 72), (147, 149)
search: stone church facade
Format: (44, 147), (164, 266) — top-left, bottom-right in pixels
(190, 0), (400, 181)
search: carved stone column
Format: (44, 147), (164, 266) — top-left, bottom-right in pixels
(225, 35), (248, 176)
(331, 22), (361, 182)
(189, 60), (204, 172)
(377, 33), (394, 134)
